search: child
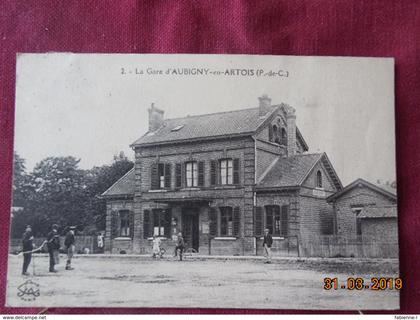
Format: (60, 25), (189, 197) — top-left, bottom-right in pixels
(152, 234), (162, 258)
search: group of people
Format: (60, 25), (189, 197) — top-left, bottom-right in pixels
(21, 226), (274, 274)
(152, 232), (186, 260)
(21, 224), (76, 276)
(151, 228), (274, 263)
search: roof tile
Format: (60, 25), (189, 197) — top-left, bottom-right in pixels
(101, 168), (135, 197)
(257, 153), (323, 188)
(132, 106), (279, 145)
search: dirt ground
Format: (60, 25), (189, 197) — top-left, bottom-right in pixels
(6, 254), (400, 310)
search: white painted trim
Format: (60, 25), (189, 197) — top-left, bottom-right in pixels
(147, 237), (168, 241)
(259, 236), (285, 240)
(214, 237), (237, 240)
(113, 237), (132, 241)
(148, 189), (168, 193)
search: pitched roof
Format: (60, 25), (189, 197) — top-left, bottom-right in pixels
(326, 178), (397, 202)
(101, 168), (135, 198)
(132, 105), (298, 146)
(359, 205), (398, 218)
(256, 153), (342, 190)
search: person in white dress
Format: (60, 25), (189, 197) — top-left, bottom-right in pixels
(152, 234), (162, 258)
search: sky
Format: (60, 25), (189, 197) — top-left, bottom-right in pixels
(14, 53), (396, 186)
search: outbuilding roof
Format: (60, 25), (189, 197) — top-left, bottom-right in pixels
(326, 178), (397, 203)
(101, 168), (136, 198)
(131, 104), (308, 148)
(257, 152), (342, 190)
(358, 205), (398, 218)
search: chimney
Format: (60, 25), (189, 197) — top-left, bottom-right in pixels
(148, 103), (164, 132)
(286, 108), (297, 156)
(258, 94), (271, 116)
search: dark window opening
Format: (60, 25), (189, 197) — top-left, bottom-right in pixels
(281, 127), (287, 145)
(316, 170), (323, 188)
(265, 205), (288, 236)
(152, 209), (172, 237)
(354, 209), (362, 235)
(220, 207), (233, 236)
(119, 210), (130, 237)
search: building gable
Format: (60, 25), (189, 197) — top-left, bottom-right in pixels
(326, 178), (397, 203)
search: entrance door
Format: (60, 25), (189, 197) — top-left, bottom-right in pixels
(182, 208), (199, 251)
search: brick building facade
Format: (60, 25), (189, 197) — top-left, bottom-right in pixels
(327, 178), (398, 246)
(101, 95), (365, 256)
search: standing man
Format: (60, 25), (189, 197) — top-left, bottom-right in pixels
(46, 224), (60, 272)
(22, 225), (34, 276)
(174, 232), (185, 261)
(64, 226), (76, 270)
(263, 228), (273, 264)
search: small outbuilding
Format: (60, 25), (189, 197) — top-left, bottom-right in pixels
(326, 178), (398, 258)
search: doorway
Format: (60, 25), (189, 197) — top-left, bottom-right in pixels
(182, 207), (199, 251)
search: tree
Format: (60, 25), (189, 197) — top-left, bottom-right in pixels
(83, 152), (133, 232)
(10, 152), (134, 238)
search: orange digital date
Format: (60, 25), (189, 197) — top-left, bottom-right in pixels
(323, 277), (403, 290)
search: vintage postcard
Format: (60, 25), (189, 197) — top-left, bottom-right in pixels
(7, 53), (399, 309)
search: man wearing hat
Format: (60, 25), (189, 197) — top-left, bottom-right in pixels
(46, 224), (60, 272)
(263, 228), (273, 264)
(64, 226), (76, 270)
(21, 225), (34, 275)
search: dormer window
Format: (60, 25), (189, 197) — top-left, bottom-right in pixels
(171, 125), (184, 132)
(281, 128), (287, 145)
(316, 170), (323, 188)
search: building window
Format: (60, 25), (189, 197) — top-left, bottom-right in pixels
(281, 127), (287, 145)
(273, 125), (280, 144)
(265, 205), (288, 236)
(353, 208), (362, 235)
(152, 209), (172, 237)
(119, 210), (130, 237)
(316, 170), (323, 188)
(220, 159), (233, 185)
(151, 163), (171, 190)
(158, 163), (165, 188)
(185, 161), (198, 187)
(220, 207), (233, 236)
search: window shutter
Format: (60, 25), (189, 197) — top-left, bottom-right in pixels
(175, 163), (182, 188)
(210, 160), (217, 186)
(164, 209), (172, 238)
(181, 162), (186, 188)
(143, 210), (150, 239)
(111, 210), (119, 239)
(151, 163), (159, 190)
(233, 158), (240, 184)
(198, 161), (205, 186)
(209, 207), (218, 237)
(281, 205), (289, 236)
(129, 211), (135, 239)
(233, 207), (241, 237)
(164, 163), (171, 188)
(254, 207), (263, 237)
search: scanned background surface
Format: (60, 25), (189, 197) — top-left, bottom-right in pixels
(1, 0), (420, 314)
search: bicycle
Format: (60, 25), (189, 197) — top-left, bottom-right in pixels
(174, 246), (198, 261)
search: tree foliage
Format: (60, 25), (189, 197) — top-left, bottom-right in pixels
(11, 152), (133, 238)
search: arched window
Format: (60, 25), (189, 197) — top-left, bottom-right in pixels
(273, 125), (280, 144)
(316, 170), (323, 188)
(281, 127), (287, 145)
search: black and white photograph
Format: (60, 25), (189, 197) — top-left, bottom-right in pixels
(7, 53), (398, 309)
